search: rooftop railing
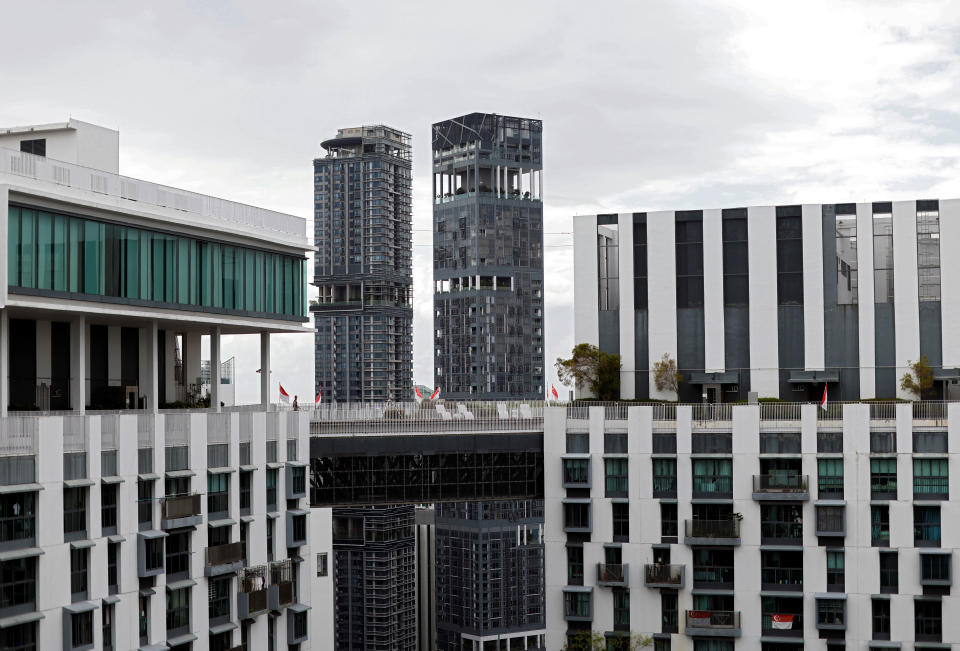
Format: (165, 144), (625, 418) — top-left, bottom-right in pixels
(0, 146), (306, 243)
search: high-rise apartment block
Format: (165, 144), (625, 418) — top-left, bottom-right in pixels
(313, 126), (413, 402)
(432, 113), (545, 399)
(574, 201), (960, 402)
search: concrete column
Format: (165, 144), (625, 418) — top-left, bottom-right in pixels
(183, 331), (202, 393)
(141, 321), (158, 412)
(538, 169), (543, 200)
(70, 315), (86, 413)
(261, 332), (271, 409)
(210, 327), (221, 411)
(0, 309), (7, 416)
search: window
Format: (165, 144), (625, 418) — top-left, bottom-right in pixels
(598, 223), (619, 310)
(316, 552), (328, 577)
(873, 209), (894, 303)
(563, 458), (590, 486)
(612, 503), (629, 542)
(661, 590), (678, 633)
(102, 603), (114, 651)
(292, 609), (308, 639)
(760, 550), (802, 590)
(290, 466), (306, 495)
(816, 598), (846, 628)
(266, 440), (278, 463)
(613, 588), (630, 629)
(63, 487), (87, 540)
(879, 551), (898, 593)
(107, 542), (119, 594)
(70, 548), (88, 600)
(914, 505), (941, 547)
(137, 480), (153, 529)
(722, 209), (748, 306)
(266, 469), (278, 511)
(605, 458), (628, 496)
(913, 458), (949, 499)
(0, 492), (36, 546)
(692, 458), (732, 497)
(604, 432), (627, 453)
(291, 513), (307, 544)
(676, 213), (704, 308)
(563, 502), (590, 531)
(914, 431), (947, 453)
(19, 139), (46, 156)
(634, 216), (648, 309)
(872, 598), (890, 640)
(760, 504), (803, 544)
(139, 595), (149, 643)
(70, 611), (93, 648)
(817, 431), (843, 453)
(266, 518), (274, 561)
(816, 505), (845, 536)
(208, 577), (230, 620)
(776, 208), (803, 305)
(694, 638), (733, 651)
(563, 590), (591, 618)
(920, 553), (952, 584)
(63, 453), (86, 481)
(144, 537), (164, 573)
(760, 432), (801, 454)
(834, 207), (858, 304)
(239, 471), (252, 513)
(652, 458), (677, 497)
(761, 595), (803, 634)
(693, 548), (734, 589)
(207, 473), (230, 517)
(652, 432), (676, 454)
(567, 546), (584, 585)
(691, 432), (731, 454)
(871, 505), (889, 546)
(870, 431), (896, 453)
(660, 502), (677, 539)
(0, 557), (36, 613)
(916, 203), (941, 302)
(915, 598), (942, 642)
(166, 586), (191, 634)
(165, 531), (190, 578)
(101, 483), (118, 534)
(870, 458), (897, 499)
(826, 550), (844, 591)
(566, 433), (589, 454)
(654, 638), (671, 651)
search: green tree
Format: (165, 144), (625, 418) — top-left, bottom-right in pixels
(901, 355), (935, 399)
(652, 353), (682, 394)
(555, 343), (621, 400)
(562, 631), (653, 651)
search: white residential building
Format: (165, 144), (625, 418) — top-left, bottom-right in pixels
(0, 119), (333, 651)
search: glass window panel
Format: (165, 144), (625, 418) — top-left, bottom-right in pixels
(223, 246), (234, 310)
(7, 207), (19, 286)
(211, 242), (222, 308)
(52, 214), (67, 292)
(68, 218), (82, 292)
(245, 250), (255, 311)
(255, 252), (265, 313)
(36, 211), (53, 290)
(176, 238), (189, 303)
(83, 220), (100, 294)
(125, 228), (139, 300)
(19, 208), (36, 289)
(188, 240), (198, 306)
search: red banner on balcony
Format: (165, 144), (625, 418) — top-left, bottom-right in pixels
(688, 611), (711, 626)
(771, 613), (794, 629)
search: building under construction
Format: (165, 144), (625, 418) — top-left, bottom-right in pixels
(313, 125), (413, 402)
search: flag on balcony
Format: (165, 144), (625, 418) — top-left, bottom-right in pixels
(551, 385), (559, 399)
(315, 389), (321, 405)
(688, 611), (711, 627)
(429, 387), (441, 400)
(414, 386), (423, 403)
(820, 384), (828, 411)
(771, 613), (794, 629)
(279, 384), (290, 404)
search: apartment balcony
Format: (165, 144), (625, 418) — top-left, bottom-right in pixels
(204, 542), (244, 577)
(752, 474), (809, 501)
(643, 564), (685, 589)
(685, 610), (741, 638)
(237, 587), (269, 619)
(596, 563), (629, 587)
(160, 493), (202, 529)
(684, 519), (741, 546)
(269, 581), (294, 610)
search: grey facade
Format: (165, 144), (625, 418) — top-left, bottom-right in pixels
(332, 505), (417, 651)
(435, 500), (546, 650)
(313, 125), (413, 402)
(432, 113), (545, 399)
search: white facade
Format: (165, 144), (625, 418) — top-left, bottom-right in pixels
(544, 404), (959, 650)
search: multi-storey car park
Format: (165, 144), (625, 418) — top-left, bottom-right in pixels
(306, 400), (959, 651)
(574, 202), (960, 403)
(0, 119), (333, 650)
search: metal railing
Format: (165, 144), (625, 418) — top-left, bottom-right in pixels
(644, 564), (684, 586)
(596, 563), (628, 584)
(311, 401), (544, 435)
(161, 493), (202, 520)
(205, 542), (243, 567)
(686, 610), (741, 629)
(685, 519), (740, 539)
(760, 567), (803, 589)
(753, 474), (809, 492)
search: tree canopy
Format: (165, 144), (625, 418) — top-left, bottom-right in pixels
(555, 343), (621, 400)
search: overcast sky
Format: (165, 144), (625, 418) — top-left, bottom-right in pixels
(4, 0), (960, 403)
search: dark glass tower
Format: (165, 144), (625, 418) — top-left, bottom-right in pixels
(432, 113), (544, 399)
(313, 125), (413, 402)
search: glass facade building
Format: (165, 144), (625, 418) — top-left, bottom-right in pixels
(312, 125), (413, 402)
(432, 113), (545, 399)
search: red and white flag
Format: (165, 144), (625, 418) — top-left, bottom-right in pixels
(551, 385), (559, 400)
(429, 387), (441, 401)
(688, 611), (711, 627)
(414, 386), (423, 403)
(315, 388), (322, 405)
(771, 614), (794, 630)
(279, 384), (290, 404)
(820, 384), (828, 411)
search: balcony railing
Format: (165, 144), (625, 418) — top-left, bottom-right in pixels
(161, 493), (202, 520)
(753, 474), (808, 494)
(692, 476), (732, 498)
(914, 477), (949, 500)
(692, 565), (734, 589)
(760, 567), (803, 591)
(760, 521), (803, 545)
(685, 610), (741, 633)
(685, 519), (740, 542)
(205, 542), (243, 568)
(644, 564), (685, 588)
(596, 563), (629, 587)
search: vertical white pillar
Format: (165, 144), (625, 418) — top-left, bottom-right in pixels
(747, 205), (780, 397)
(647, 211), (679, 399)
(140, 321), (158, 412)
(70, 315), (86, 413)
(940, 199), (960, 367)
(0, 186), (8, 309)
(0, 309), (8, 415)
(164, 330), (177, 402)
(617, 213), (636, 399)
(538, 169), (543, 200)
(892, 200), (920, 398)
(856, 203), (876, 399)
(802, 204), (825, 371)
(261, 332), (271, 409)
(210, 326), (221, 412)
(702, 209), (725, 373)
